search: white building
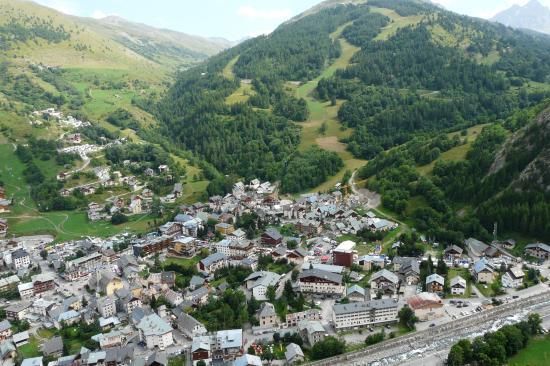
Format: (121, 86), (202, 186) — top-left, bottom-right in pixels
(502, 267), (525, 288)
(12, 248), (30, 269)
(137, 313), (174, 350)
(450, 276), (467, 295)
(245, 271), (281, 301)
(332, 299), (398, 330)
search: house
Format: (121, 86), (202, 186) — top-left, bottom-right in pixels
(286, 309), (322, 327)
(333, 240), (356, 267)
(472, 258), (496, 284)
(137, 314), (174, 351)
(81, 185), (96, 196)
(0, 320), (12, 341)
(18, 282), (34, 299)
(426, 273), (445, 293)
(97, 297), (117, 318)
(525, 243), (550, 261)
(198, 253), (228, 274)
(332, 299), (398, 330)
(444, 245), (464, 258)
(465, 238), (489, 258)
(285, 343), (305, 365)
(407, 292), (444, 321)
(257, 302), (278, 328)
(245, 271), (281, 301)
(66, 133), (81, 144)
(0, 198), (11, 213)
(5, 302), (31, 321)
(298, 320), (326, 346)
(357, 255), (386, 271)
(370, 269), (399, 299)
(287, 247), (307, 264)
(450, 276), (467, 295)
(21, 357), (43, 366)
(502, 267), (525, 288)
(0, 275), (20, 293)
(296, 219), (322, 236)
(185, 286), (210, 306)
(129, 196), (142, 214)
(91, 330), (125, 349)
(32, 273), (56, 294)
(396, 258), (420, 286)
(346, 285), (366, 302)
(11, 248), (30, 270)
(234, 354), (262, 366)
(59, 188), (71, 197)
(164, 289), (183, 307)
(159, 222), (182, 237)
(215, 222), (234, 236)
(177, 313), (207, 339)
(261, 229), (283, 246)
(298, 269), (345, 298)
(158, 165), (170, 173)
(192, 336), (211, 365)
(213, 329), (243, 361)
(41, 336), (63, 358)
(0, 218), (8, 238)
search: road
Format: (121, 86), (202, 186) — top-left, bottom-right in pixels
(305, 286), (550, 366)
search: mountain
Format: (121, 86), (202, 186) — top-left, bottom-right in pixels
(0, 0), (230, 70)
(492, 0), (550, 35)
(151, 0), (550, 241)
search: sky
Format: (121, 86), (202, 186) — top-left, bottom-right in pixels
(33, 0), (550, 41)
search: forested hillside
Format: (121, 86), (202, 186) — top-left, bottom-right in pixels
(151, 0), (550, 240)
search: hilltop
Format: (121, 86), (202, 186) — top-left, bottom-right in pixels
(492, 0), (550, 35)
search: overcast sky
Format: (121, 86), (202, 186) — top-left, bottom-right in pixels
(33, 0), (550, 41)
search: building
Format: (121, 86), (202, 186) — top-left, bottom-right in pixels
(298, 320), (326, 346)
(450, 276), (467, 295)
(5, 302), (31, 321)
(245, 271), (281, 301)
(32, 273), (56, 294)
(170, 237), (196, 257)
(176, 313), (207, 339)
(0, 320), (12, 341)
(192, 335), (211, 365)
(502, 267), (525, 288)
(296, 220), (322, 236)
(357, 255), (386, 271)
(137, 314), (174, 351)
(298, 269), (345, 297)
(234, 354), (262, 366)
(133, 236), (173, 257)
(426, 273), (445, 293)
(285, 309), (322, 327)
(444, 245), (464, 258)
(261, 229), (283, 246)
(332, 299), (398, 330)
(407, 292), (444, 321)
(346, 285), (366, 302)
(18, 282), (34, 299)
(257, 302), (278, 328)
(88, 271), (123, 296)
(159, 222), (182, 237)
(472, 259), (495, 284)
(67, 252), (102, 275)
(41, 336), (63, 358)
(198, 253), (228, 274)
(333, 240), (356, 267)
(97, 297), (117, 318)
(285, 343), (305, 365)
(213, 329), (243, 361)
(215, 223), (235, 236)
(0, 275), (20, 292)
(370, 269), (399, 299)
(215, 239), (254, 259)
(525, 243), (550, 260)
(11, 248), (30, 269)
(0, 218), (8, 237)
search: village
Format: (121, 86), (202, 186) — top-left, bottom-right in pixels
(0, 172), (549, 366)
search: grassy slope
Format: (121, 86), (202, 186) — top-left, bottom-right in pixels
(508, 336), (550, 366)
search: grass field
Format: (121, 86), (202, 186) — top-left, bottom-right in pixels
(508, 336), (550, 366)
(417, 124), (489, 175)
(371, 7), (424, 41)
(226, 82), (255, 105)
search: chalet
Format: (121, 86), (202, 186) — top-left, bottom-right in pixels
(59, 188), (71, 197)
(41, 336), (63, 358)
(0, 275), (20, 293)
(472, 259), (496, 284)
(101, 178), (116, 188)
(129, 196), (142, 214)
(66, 133), (81, 144)
(245, 271), (281, 301)
(0, 198), (11, 213)
(56, 172), (69, 181)
(198, 253), (228, 274)
(261, 229), (283, 246)
(450, 276), (467, 295)
(0, 218), (8, 238)
(444, 245), (464, 258)
(81, 185), (96, 196)
(426, 273), (445, 294)
(142, 188), (154, 198)
(502, 267), (525, 288)
(370, 269), (399, 299)
(144, 168), (155, 177)
(271, 246), (287, 260)
(333, 240), (356, 267)
(298, 269), (345, 297)
(525, 243), (550, 261)
(159, 222), (182, 237)
(287, 247), (307, 264)
(346, 285), (366, 302)
(285, 343), (305, 365)
(158, 165), (170, 173)
(132, 236), (173, 257)
(257, 302), (278, 328)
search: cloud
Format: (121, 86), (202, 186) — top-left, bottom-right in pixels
(237, 5), (293, 21)
(91, 10), (119, 19)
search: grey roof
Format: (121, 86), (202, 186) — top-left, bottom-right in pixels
(21, 357), (43, 366)
(215, 329), (242, 349)
(234, 354), (262, 366)
(299, 269), (342, 285)
(299, 320), (325, 335)
(450, 276), (467, 288)
(137, 314), (172, 336)
(200, 252), (227, 267)
(473, 258), (494, 274)
(12, 248), (29, 259)
(146, 351), (168, 366)
(258, 302), (276, 318)
(346, 285), (365, 297)
(0, 319), (10, 332)
(12, 331), (29, 343)
(189, 275), (205, 288)
(285, 343), (304, 362)
(41, 336), (63, 356)
(177, 313), (205, 334)
(333, 299), (397, 316)
(444, 245), (464, 255)
(264, 229), (282, 240)
(426, 273), (445, 286)
(371, 269), (399, 284)
(525, 242), (550, 253)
